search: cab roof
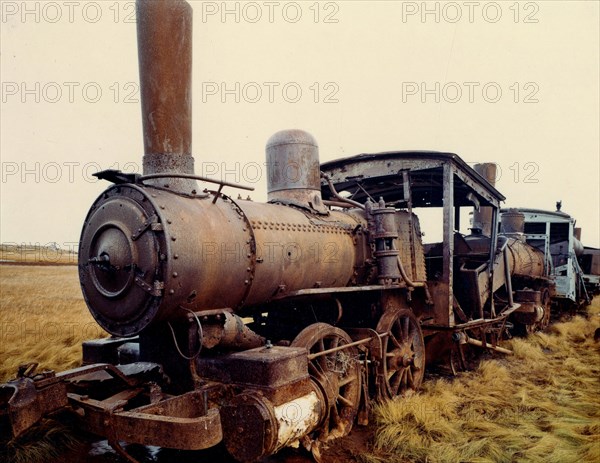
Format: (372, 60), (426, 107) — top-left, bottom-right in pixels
(320, 151), (505, 208)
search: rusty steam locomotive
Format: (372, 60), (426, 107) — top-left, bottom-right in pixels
(1, 1), (596, 462)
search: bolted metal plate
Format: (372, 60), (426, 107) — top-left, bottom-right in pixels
(79, 186), (165, 336)
(221, 392), (278, 462)
(90, 225), (134, 298)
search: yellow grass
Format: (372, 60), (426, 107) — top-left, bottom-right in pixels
(0, 265), (106, 382)
(2, 264), (599, 462)
(366, 300), (600, 463)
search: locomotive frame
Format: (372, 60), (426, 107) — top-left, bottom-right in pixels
(0, 1), (595, 462)
(0, 147), (557, 463)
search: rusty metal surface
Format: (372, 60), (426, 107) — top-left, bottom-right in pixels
(506, 237), (545, 278)
(0, 363), (160, 439)
(501, 208), (526, 235)
(79, 185), (166, 336)
(2, 361), (222, 451)
(80, 180), (370, 336)
(242, 201), (366, 304)
(319, 152), (506, 208)
(137, 0), (196, 194)
(200, 310), (265, 350)
(375, 308), (425, 399)
(1, 377), (68, 438)
(455, 237), (530, 319)
(198, 344), (326, 461)
(291, 323), (361, 450)
(69, 389), (222, 450)
(266, 129), (327, 214)
(395, 211), (426, 282)
(441, 162), (455, 326)
(366, 200), (401, 284)
(7, 0), (594, 457)
(221, 388), (323, 462)
(197, 346), (309, 392)
(221, 392), (279, 462)
(512, 288), (551, 333)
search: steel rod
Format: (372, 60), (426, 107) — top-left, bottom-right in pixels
(466, 337), (513, 355)
(139, 173), (255, 191)
(307, 335), (384, 360)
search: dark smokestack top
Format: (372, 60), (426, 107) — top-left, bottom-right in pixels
(137, 0), (194, 190)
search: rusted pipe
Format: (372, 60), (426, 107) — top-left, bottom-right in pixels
(136, 0), (196, 193)
(139, 173), (255, 191)
(321, 173), (365, 210)
(307, 337), (372, 360)
(466, 337), (513, 355)
(396, 255), (416, 287)
(323, 200), (356, 208)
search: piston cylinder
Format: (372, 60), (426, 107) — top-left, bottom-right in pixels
(221, 389), (323, 462)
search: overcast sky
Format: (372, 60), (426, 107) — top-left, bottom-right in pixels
(1, 0), (599, 250)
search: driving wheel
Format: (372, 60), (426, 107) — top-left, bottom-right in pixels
(376, 308), (425, 399)
(291, 323), (361, 445)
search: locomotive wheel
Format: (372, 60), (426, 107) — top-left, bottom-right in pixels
(376, 308), (425, 399)
(516, 289), (552, 335)
(291, 323), (361, 444)
(534, 289), (552, 332)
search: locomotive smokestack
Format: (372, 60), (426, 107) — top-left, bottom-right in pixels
(136, 0), (196, 193)
(501, 208), (526, 242)
(472, 163), (497, 236)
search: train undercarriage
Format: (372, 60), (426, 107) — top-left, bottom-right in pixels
(1, 149), (558, 462)
(3, 1), (590, 461)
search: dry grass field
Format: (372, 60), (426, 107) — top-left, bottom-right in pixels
(366, 300), (600, 463)
(1, 263), (599, 462)
(0, 264), (106, 382)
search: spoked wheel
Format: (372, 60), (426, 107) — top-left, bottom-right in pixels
(291, 323), (361, 447)
(515, 289), (552, 335)
(376, 308), (425, 399)
(537, 289), (551, 331)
